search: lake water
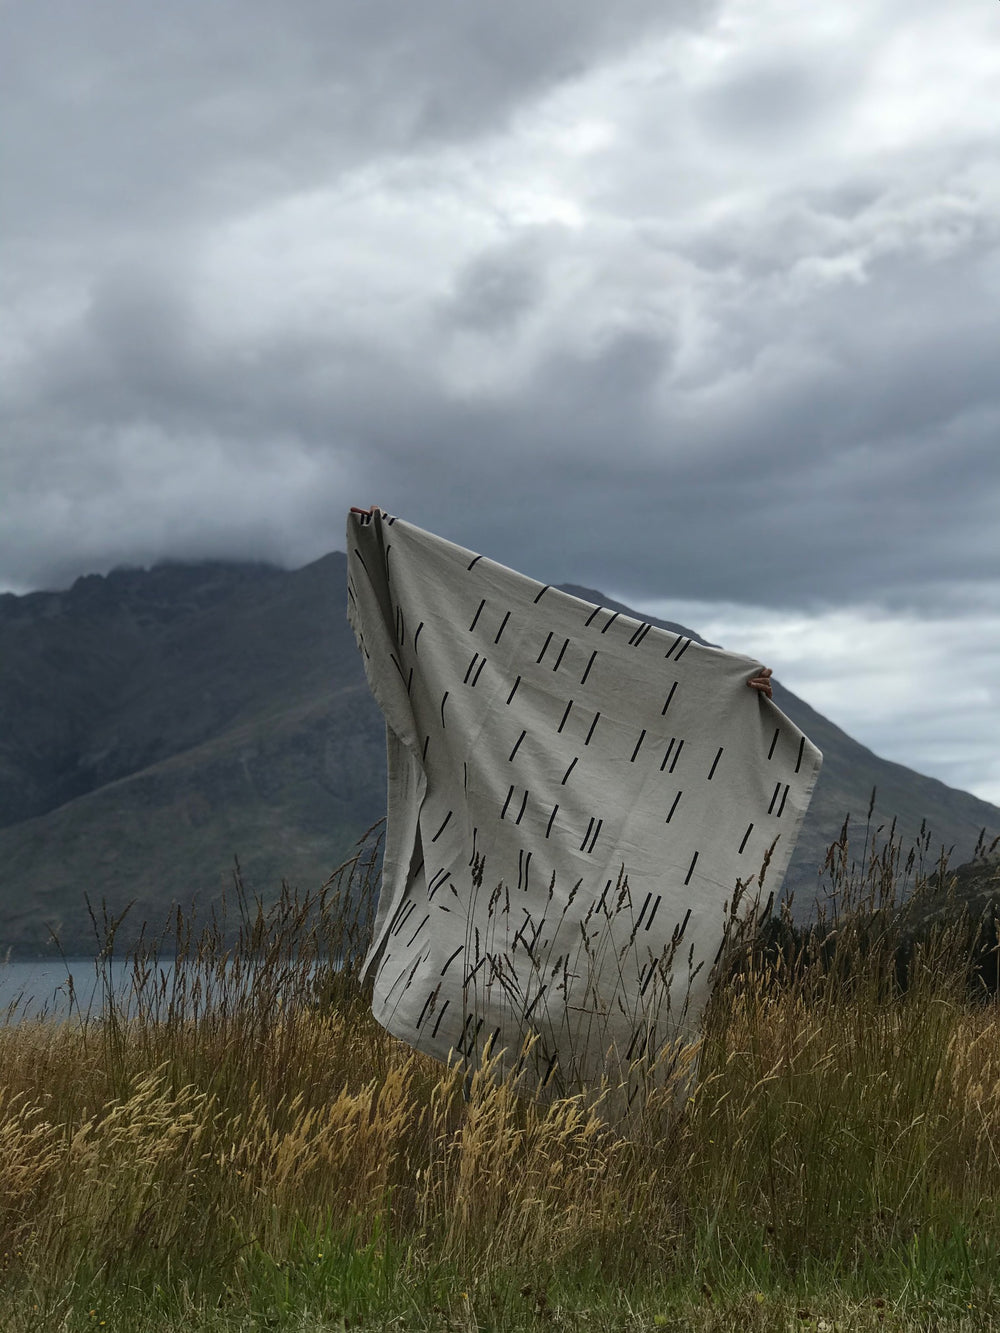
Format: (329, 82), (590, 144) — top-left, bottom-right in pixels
(0, 955), (341, 1022)
(0, 958), (162, 1021)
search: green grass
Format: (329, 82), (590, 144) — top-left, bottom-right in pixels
(3, 820), (1000, 1331)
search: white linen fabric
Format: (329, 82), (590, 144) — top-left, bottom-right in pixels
(347, 510), (821, 1094)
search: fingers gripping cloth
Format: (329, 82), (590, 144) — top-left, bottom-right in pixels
(347, 511), (821, 1097)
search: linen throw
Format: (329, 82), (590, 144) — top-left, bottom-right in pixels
(347, 510), (821, 1095)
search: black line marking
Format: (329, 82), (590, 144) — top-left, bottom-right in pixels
(347, 586), (357, 608)
(587, 818), (603, 854)
(536, 631), (554, 663)
(674, 638), (692, 660)
(684, 851), (699, 885)
(776, 784), (789, 818)
(515, 790), (529, 825)
(665, 790), (681, 823)
(645, 894), (662, 932)
(580, 650), (597, 685)
(517, 849), (532, 890)
(506, 675), (521, 704)
(557, 699), (574, 733)
(628, 622), (651, 647)
(669, 739), (685, 772)
(584, 711), (601, 745)
(768, 728), (780, 760)
(768, 781), (782, 814)
(353, 547), (368, 572)
(430, 1000), (451, 1039)
(552, 637), (570, 671)
(641, 960), (660, 999)
(664, 634), (682, 658)
(533, 585), (550, 604)
(405, 914), (430, 948)
(463, 652), (480, 684)
(464, 956), (487, 986)
(387, 515), (396, 525)
(708, 746), (723, 780)
(440, 692), (449, 727)
(471, 657), (487, 687)
(458, 1016), (478, 1058)
(431, 811), (453, 843)
(463, 761), (468, 791)
(601, 610), (620, 634)
(635, 892), (653, 931)
(580, 817), (595, 852)
(501, 785), (514, 820)
(626, 1018), (647, 1059)
(660, 739), (675, 771)
(673, 907), (692, 942)
(468, 1016), (486, 1056)
(413, 621), (424, 653)
(416, 989), (436, 1030)
(468, 827), (478, 865)
(427, 869), (452, 900)
(390, 653), (406, 682)
(469, 598), (486, 632)
(561, 757), (578, 785)
(508, 729), (526, 761)
(440, 945), (464, 976)
(407, 667), (413, 695)
(795, 736), (806, 773)
(584, 605), (602, 627)
(494, 611), (511, 643)
(739, 823), (754, 854)
(390, 900), (416, 936)
(630, 729), (647, 762)
(422, 735), (430, 762)
(467, 554), (483, 570)
(545, 805), (559, 838)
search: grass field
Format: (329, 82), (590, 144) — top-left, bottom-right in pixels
(2, 818), (1000, 1331)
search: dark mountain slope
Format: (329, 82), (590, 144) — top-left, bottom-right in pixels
(0, 558), (996, 953)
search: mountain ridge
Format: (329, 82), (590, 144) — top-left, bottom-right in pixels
(1, 553), (997, 954)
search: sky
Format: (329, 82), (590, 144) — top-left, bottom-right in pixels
(2, 0), (999, 806)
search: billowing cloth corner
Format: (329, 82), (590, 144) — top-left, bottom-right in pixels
(347, 511), (821, 1094)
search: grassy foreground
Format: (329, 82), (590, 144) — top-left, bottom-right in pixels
(3, 823), (1000, 1331)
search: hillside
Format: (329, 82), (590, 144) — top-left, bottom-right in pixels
(1, 557), (997, 953)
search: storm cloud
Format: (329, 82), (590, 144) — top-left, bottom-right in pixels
(2, 0), (999, 800)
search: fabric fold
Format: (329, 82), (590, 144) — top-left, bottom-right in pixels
(347, 510), (821, 1096)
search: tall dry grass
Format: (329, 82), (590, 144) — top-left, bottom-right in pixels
(1, 813), (999, 1328)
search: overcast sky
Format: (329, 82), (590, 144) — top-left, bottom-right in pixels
(3, 0), (999, 805)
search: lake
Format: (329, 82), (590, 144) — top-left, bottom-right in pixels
(0, 958), (163, 1021)
(0, 954), (340, 1022)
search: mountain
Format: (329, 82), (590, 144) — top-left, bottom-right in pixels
(1, 557), (997, 954)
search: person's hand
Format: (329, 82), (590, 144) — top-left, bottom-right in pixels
(350, 504), (385, 516)
(747, 667), (773, 700)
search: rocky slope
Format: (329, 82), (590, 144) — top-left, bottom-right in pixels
(1, 558), (996, 953)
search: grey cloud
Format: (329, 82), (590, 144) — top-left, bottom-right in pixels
(6, 180), (999, 610)
(3, 0), (1000, 628)
(697, 56), (852, 145)
(1, 0), (711, 245)
(446, 243), (549, 333)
